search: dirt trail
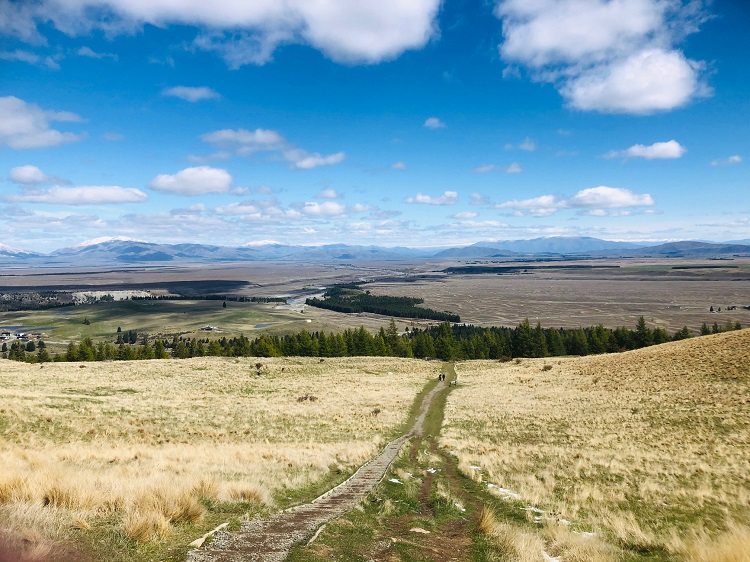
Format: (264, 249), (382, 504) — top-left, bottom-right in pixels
(187, 382), (443, 562)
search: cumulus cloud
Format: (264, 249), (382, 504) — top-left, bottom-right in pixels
(495, 194), (562, 217)
(162, 86), (220, 102)
(316, 188), (343, 199)
(300, 201), (346, 217)
(9, 165), (54, 184)
(561, 49), (702, 113)
(391, 161), (407, 170)
(101, 132), (124, 141)
(0, 96), (83, 149)
(406, 191), (458, 205)
(495, 0), (710, 114)
(568, 186), (654, 208)
(149, 166), (233, 195)
(10, 186), (147, 205)
(506, 162), (523, 173)
(496, 186), (654, 216)
(5, 0), (441, 67)
(605, 140), (686, 160)
(711, 155), (742, 167)
(424, 117), (446, 129)
(284, 150), (345, 170)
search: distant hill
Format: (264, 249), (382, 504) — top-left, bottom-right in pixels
(602, 241), (750, 258)
(1, 236), (748, 267)
(435, 236), (642, 258)
(0, 243), (43, 260)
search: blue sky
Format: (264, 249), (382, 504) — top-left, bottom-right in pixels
(1, 0), (748, 253)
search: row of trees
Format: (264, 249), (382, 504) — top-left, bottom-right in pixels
(3, 317), (743, 364)
(306, 286), (460, 322)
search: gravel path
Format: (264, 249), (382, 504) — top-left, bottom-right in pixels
(187, 382), (442, 562)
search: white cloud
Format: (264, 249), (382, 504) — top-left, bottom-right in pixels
(7, 0), (441, 67)
(77, 46), (118, 60)
(199, 127), (344, 169)
(300, 201), (346, 217)
(0, 49), (39, 64)
(711, 155), (742, 167)
(473, 164), (499, 173)
(0, 49), (61, 69)
(470, 193), (490, 206)
(496, 186), (654, 216)
(214, 201), (261, 216)
(424, 117), (446, 129)
(452, 211), (478, 219)
(9, 165), (53, 184)
(201, 128), (284, 147)
(474, 162), (523, 174)
(580, 209), (633, 217)
(316, 188), (343, 199)
(11, 186), (147, 205)
(505, 138), (535, 151)
(162, 86), (220, 102)
(406, 191), (458, 205)
(391, 161), (407, 170)
(519, 137), (536, 151)
(562, 49), (702, 114)
(605, 140), (686, 160)
(101, 132), (124, 141)
(0, 96), (83, 149)
(149, 166), (233, 195)
(284, 150), (345, 170)
(495, 194), (562, 217)
(351, 203), (375, 213)
(568, 186), (654, 208)
(496, 0), (709, 114)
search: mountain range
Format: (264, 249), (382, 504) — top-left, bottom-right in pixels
(0, 237), (748, 266)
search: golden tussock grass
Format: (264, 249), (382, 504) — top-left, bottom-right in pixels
(442, 330), (750, 556)
(544, 522), (619, 562)
(478, 506), (497, 535)
(0, 356), (435, 549)
(486, 520), (545, 562)
(677, 523), (750, 562)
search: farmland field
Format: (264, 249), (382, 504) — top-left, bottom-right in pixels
(364, 261), (750, 332)
(0, 356), (437, 561)
(3, 260), (749, 340)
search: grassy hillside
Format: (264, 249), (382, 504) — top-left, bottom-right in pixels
(442, 329), (750, 560)
(0, 356), (436, 561)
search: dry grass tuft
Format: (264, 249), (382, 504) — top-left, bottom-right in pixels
(191, 478), (219, 502)
(226, 484), (270, 506)
(544, 523), (619, 562)
(680, 524), (750, 562)
(478, 506), (497, 535)
(487, 521), (545, 562)
(122, 510), (172, 542)
(133, 488), (204, 525)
